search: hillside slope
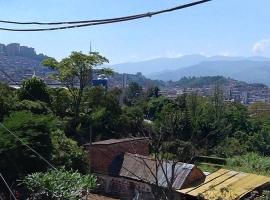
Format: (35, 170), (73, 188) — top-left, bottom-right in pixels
(149, 60), (270, 85)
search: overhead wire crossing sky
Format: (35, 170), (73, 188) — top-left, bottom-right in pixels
(0, 0), (211, 32)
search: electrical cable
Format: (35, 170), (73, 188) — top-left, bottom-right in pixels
(0, 173), (17, 200)
(0, 123), (56, 170)
(0, 0), (211, 31)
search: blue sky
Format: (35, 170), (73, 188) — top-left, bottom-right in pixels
(0, 0), (270, 64)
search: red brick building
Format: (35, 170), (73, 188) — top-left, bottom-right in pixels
(86, 138), (206, 199)
(87, 138), (149, 173)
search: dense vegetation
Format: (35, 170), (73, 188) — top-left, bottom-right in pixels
(168, 76), (229, 88)
(1, 51), (270, 199)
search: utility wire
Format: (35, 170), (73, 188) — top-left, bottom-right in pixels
(0, 0), (211, 25)
(0, 173), (17, 200)
(0, 69), (19, 84)
(0, 70), (57, 171)
(0, 13), (146, 26)
(0, 0), (211, 32)
(0, 123), (56, 170)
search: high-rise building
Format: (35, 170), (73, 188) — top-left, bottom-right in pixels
(6, 43), (20, 56)
(20, 46), (36, 57)
(0, 43), (5, 55)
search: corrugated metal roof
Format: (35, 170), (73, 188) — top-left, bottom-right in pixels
(178, 169), (270, 199)
(90, 137), (148, 145)
(115, 153), (204, 190)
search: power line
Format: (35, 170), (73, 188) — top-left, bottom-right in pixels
(0, 69), (19, 84)
(0, 123), (56, 170)
(0, 0), (211, 25)
(0, 173), (17, 200)
(0, 0), (212, 32)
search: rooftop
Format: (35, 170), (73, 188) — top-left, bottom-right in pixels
(89, 137), (148, 146)
(178, 169), (270, 199)
(108, 153), (205, 190)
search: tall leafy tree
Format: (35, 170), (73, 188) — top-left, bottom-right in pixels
(79, 86), (123, 141)
(49, 88), (73, 118)
(43, 52), (111, 118)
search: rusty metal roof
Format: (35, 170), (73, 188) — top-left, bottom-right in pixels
(89, 137), (148, 145)
(178, 169), (270, 199)
(111, 153), (204, 190)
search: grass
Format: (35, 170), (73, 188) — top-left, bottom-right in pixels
(225, 153), (270, 176)
(197, 153), (270, 176)
(197, 162), (222, 173)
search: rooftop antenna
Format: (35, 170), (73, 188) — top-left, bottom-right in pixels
(89, 41), (92, 53)
(32, 69), (36, 78)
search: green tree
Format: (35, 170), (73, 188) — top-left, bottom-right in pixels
(51, 130), (88, 173)
(14, 100), (51, 115)
(143, 96), (172, 120)
(0, 83), (17, 121)
(43, 51), (110, 118)
(146, 86), (160, 98)
(49, 88), (73, 118)
(125, 82), (143, 105)
(162, 140), (197, 162)
(18, 77), (50, 103)
(119, 106), (144, 136)
(0, 111), (55, 183)
(156, 102), (192, 141)
(67, 86), (123, 142)
(212, 84), (224, 119)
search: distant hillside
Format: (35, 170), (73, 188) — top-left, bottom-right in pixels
(0, 43), (47, 61)
(168, 76), (229, 88)
(110, 54), (207, 75)
(110, 55), (270, 75)
(149, 60), (270, 85)
(0, 43), (52, 84)
(109, 72), (164, 88)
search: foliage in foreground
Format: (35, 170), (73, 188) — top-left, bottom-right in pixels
(51, 130), (88, 173)
(22, 169), (96, 200)
(0, 111), (54, 182)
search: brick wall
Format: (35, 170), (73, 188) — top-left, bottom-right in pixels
(89, 139), (149, 173)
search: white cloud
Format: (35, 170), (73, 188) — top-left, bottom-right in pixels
(252, 39), (270, 54)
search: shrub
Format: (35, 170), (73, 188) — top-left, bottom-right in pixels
(22, 169), (96, 200)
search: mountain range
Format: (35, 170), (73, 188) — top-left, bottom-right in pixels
(110, 55), (270, 85)
(1, 43), (270, 86)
